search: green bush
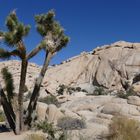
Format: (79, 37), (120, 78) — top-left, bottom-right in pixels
(56, 84), (87, 95)
(35, 121), (56, 139)
(106, 116), (140, 140)
(117, 87), (137, 99)
(0, 111), (5, 122)
(39, 95), (60, 107)
(25, 133), (46, 140)
(57, 84), (66, 95)
(57, 117), (86, 130)
(91, 86), (107, 96)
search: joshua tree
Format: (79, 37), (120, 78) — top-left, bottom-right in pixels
(25, 10), (69, 126)
(0, 11), (45, 134)
(0, 11), (31, 134)
(0, 10), (69, 133)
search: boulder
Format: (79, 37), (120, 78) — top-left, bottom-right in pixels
(24, 101), (48, 121)
(101, 103), (122, 115)
(76, 83), (96, 94)
(61, 109), (81, 119)
(127, 96), (140, 106)
(46, 104), (64, 124)
(36, 102), (48, 121)
(71, 92), (87, 97)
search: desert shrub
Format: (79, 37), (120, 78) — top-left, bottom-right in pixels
(0, 111), (5, 122)
(75, 87), (81, 92)
(25, 133), (46, 140)
(34, 120), (68, 140)
(35, 121), (56, 139)
(39, 95), (60, 107)
(57, 117), (86, 130)
(57, 84), (66, 95)
(57, 84), (87, 95)
(106, 116), (140, 140)
(117, 87), (137, 99)
(92, 86), (107, 96)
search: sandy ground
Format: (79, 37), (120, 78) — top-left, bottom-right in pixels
(0, 131), (27, 140)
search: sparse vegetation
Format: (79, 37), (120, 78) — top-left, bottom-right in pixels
(56, 84), (87, 95)
(57, 117), (86, 130)
(87, 86), (107, 96)
(1, 67), (15, 104)
(35, 121), (56, 139)
(25, 133), (46, 140)
(57, 84), (66, 95)
(106, 116), (140, 140)
(0, 111), (5, 122)
(39, 95), (60, 107)
(117, 87), (137, 99)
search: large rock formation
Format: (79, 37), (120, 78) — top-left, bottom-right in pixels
(1, 41), (140, 94)
(1, 41), (140, 139)
(44, 41), (140, 93)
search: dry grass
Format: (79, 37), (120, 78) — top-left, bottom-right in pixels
(107, 116), (140, 140)
(25, 133), (46, 140)
(0, 111), (5, 122)
(57, 117), (86, 130)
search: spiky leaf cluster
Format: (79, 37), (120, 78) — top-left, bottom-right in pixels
(0, 48), (21, 60)
(35, 10), (69, 52)
(1, 11), (30, 46)
(1, 67), (15, 103)
(0, 48), (11, 59)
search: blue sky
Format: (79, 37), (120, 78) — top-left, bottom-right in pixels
(0, 0), (140, 65)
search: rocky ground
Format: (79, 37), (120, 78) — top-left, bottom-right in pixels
(1, 41), (140, 139)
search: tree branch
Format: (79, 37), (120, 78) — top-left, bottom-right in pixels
(26, 42), (45, 60)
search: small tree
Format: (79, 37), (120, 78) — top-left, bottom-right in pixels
(0, 11), (31, 134)
(0, 11), (42, 134)
(25, 10), (69, 126)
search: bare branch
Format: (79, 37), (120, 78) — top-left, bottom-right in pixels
(26, 43), (45, 60)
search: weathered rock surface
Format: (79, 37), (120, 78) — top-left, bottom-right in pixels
(44, 41), (140, 93)
(127, 96), (140, 106)
(46, 104), (64, 124)
(1, 41), (140, 95)
(2, 41), (140, 139)
(24, 101), (48, 121)
(60, 95), (140, 139)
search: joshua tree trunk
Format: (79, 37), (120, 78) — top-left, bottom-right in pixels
(25, 51), (53, 126)
(15, 58), (27, 134)
(15, 41), (28, 134)
(0, 85), (16, 133)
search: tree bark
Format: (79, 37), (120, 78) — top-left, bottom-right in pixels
(27, 43), (45, 60)
(15, 41), (28, 134)
(16, 59), (27, 134)
(25, 51), (53, 126)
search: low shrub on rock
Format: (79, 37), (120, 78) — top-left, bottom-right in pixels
(94, 87), (107, 95)
(25, 133), (46, 140)
(106, 116), (140, 140)
(57, 117), (86, 130)
(117, 87), (137, 99)
(0, 111), (5, 122)
(34, 121), (56, 139)
(39, 95), (60, 107)
(56, 84), (87, 95)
